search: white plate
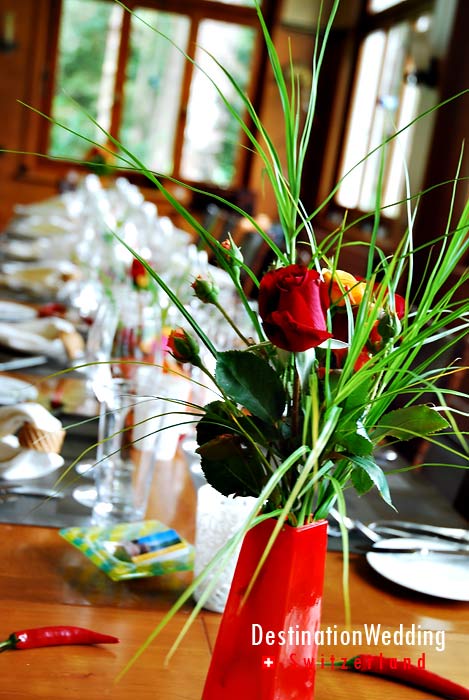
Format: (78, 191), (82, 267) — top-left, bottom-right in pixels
(0, 301), (37, 323)
(366, 537), (469, 601)
(0, 436), (64, 480)
(0, 376), (38, 405)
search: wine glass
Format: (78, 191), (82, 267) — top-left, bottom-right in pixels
(72, 284), (161, 509)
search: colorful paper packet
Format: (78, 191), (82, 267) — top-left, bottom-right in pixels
(60, 520), (194, 581)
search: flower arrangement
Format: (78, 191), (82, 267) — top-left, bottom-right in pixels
(30, 0), (468, 676)
(167, 263), (412, 525)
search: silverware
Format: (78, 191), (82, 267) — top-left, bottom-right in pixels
(368, 520), (469, 544)
(363, 544), (469, 557)
(329, 508), (381, 542)
(0, 355), (48, 371)
(0, 485), (64, 499)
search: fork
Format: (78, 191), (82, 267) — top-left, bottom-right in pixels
(0, 485), (64, 500)
(329, 508), (382, 543)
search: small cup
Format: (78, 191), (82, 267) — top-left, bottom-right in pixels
(193, 484), (256, 612)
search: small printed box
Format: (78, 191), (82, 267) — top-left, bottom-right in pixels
(60, 520), (194, 581)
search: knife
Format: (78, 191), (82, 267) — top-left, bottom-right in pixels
(368, 520), (469, 544)
(0, 485), (64, 499)
(362, 544), (469, 557)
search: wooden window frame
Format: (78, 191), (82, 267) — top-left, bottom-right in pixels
(315, 0), (436, 249)
(18, 0), (280, 201)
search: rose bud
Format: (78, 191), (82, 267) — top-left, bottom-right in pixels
(131, 257), (150, 290)
(372, 311), (402, 345)
(167, 327), (200, 364)
(258, 264), (331, 352)
(191, 275), (219, 304)
(221, 236), (244, 267)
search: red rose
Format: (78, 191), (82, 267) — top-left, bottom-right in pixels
(394, 293), (406, 319)
(258, 265), (331, 352)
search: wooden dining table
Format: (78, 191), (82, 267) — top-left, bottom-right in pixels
(1, 434), (468, 700)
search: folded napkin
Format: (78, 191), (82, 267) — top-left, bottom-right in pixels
(0, 238), (49, 262)
(0, 236), (78, 263)
(0, 436), (64, 480)
(0, 317), (84, 361)
(0, 261), (80, 296)
(0, 403), (65, 471)
(13, 195), (70, 217)
(7, 214), (79, 238)
(0, 402), (63, 440)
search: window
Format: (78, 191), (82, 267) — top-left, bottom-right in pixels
(47, 0), (270, 189)
(336, 2), (437, 221)
(368, 0), (409, 13)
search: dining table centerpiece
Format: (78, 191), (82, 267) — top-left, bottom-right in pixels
(34, 0), (468, 697)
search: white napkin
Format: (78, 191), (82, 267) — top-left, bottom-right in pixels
(0, 436), (64, 480)
(0, 236), (78, 263)
(13, 195), (70, 217)
(7, 214), (79, 238)
(0, 261), (80, 296)
(0, 402), (63, 440)
(0, 238), (49, 262)
(0, 317), (81, 361)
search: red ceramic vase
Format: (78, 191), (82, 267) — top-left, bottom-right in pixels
(202, 517), (328, 700)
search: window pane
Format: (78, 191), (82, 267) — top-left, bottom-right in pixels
(49, 0), (122, 158)
(359, 23), (408, 212)
(120, 9), (190, 174)
(181, 21), (256, 187)
(382, 82), (422, 216)
(206, 0), (258, 5)
(336, 31), (386, 210)
(368, 0), (408, 12)
(337, 14), (435, 220)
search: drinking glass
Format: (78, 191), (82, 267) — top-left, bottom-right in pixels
(91, 371), (161, 524)
(72, 285), (161, 511)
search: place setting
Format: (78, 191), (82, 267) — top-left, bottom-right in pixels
(0, 401), (65, 503)
(328, 507), (469, 602)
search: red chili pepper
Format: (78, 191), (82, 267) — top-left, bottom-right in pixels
(0, 626), (119, 652)
(343, 654), (469, 699)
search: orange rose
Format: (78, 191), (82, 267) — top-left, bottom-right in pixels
(322, 269), (367, 307)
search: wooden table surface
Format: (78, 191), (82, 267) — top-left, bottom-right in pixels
(1, 497), (468, 698)
(0, 376), (468, 699)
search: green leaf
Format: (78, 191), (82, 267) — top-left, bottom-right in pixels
(337, 419), (374, 456)
(351, 467), (374, 496)
(371, 405), (449, 442)
(343, 376), (374, 413)
(215, 350), (287, 423)
(195, 401), (270, 497)
(196, 401), (242, 446)
(197, 434), (266, 498)
(196, 400), (275, 447)
(349, 455), (394, 508)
